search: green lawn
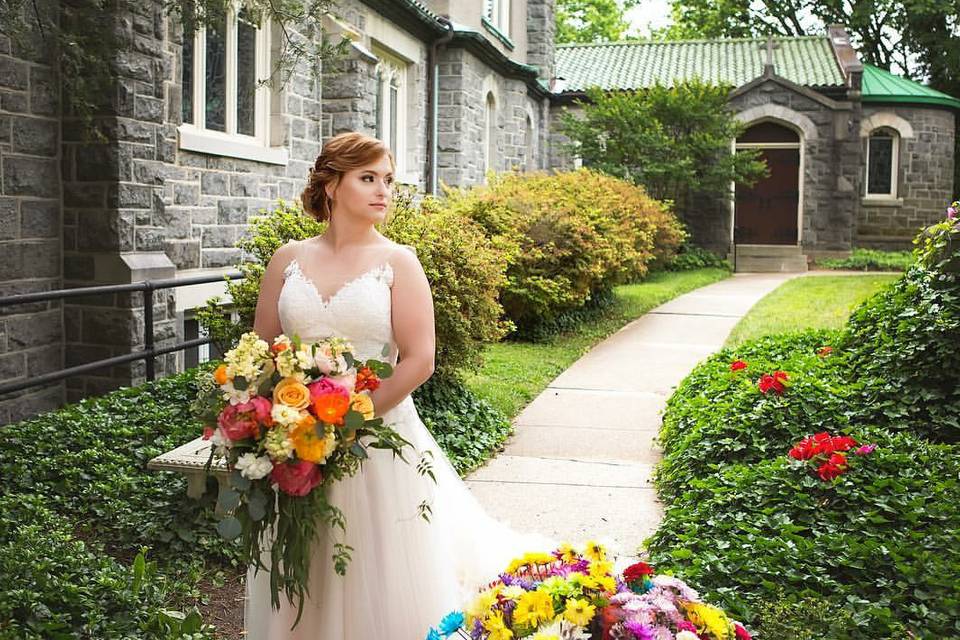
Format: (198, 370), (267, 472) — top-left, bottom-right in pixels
(464, 268), (730, 417)
(724, 274), (899, 347)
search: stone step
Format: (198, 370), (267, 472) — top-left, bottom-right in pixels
(730, 244), (805, 257)
(732, 255), (809, 273)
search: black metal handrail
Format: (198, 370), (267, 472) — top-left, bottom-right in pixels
(0, 270), (245, 396)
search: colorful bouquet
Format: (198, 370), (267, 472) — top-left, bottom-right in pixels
(427, 542), (751, 640)
(193, 331), (424, 625)
(788, 432), (876, 481)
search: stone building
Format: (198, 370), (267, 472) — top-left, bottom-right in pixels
(1, 0), (957, 422)
(551, 26), (960, 268)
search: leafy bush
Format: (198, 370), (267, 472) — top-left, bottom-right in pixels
(648, 431), (959, 639)
(413, 376), (512, 475)
(196, 190), (510, 379)
(0, 495), (214, 640)
(446, 169), (685, 335)
(664, 243), (731, 272)
(817, 248), (912, 272)
(841, 218), (960, 442)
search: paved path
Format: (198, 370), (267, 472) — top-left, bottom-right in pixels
(465, 272), (799, 557)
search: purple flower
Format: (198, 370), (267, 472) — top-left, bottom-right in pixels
(470, 618), (484, 640)
(623, 620), (656, 640)
(855, 444), (877, 456)
(947, 206), (957, 220)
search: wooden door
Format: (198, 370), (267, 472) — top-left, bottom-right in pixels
(735, 148), (800, 245)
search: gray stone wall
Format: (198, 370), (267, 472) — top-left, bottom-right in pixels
(0, 5), (64, 424)
(728, 79), (861, 254)
(526, 0), (556, 82)
(858, 106), (956, 248)
(436, 47), (539, 186)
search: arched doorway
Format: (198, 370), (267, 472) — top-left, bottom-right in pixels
(734, 121), (801, 244)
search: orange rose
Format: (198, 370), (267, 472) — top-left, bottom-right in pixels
(349, 393), (375, 420)
(312, 392), (350, 425)
(273, 377), (311, 410)
(213, 364), (229, 385)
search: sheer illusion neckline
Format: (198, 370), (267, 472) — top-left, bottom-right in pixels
(283, 257), (392, 307)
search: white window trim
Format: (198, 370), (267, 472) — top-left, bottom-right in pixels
(864, 128), (899, 200)
(372, 46), (411, 183)
(524, 107), (537, 171)
(485, 0), (511, 36)
(178, 3), (288, 165)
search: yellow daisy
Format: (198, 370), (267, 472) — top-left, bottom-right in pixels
(483, 611), (514, 640)
(583, 540), (606, 562)
(513, 589), (555, 628)
(562, 598), (596, 627)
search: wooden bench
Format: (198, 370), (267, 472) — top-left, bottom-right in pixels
(147, 436), (232, 512)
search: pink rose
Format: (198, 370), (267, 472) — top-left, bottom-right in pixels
(676, 620), (698, 633)
(734, 623), (752, 640)
(329, 372), (357, 394)
(308, 377), (350, 401)
(271, 460), (323, 496)
(218, 396), (272, 441)
(855, 443), (877, 456)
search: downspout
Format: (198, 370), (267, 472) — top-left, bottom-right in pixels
(427, 16), (455, 195)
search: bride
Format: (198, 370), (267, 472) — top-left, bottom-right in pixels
(245, 132), (550, 639)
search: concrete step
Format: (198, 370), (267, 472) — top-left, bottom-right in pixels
(728, 245), (808, 273)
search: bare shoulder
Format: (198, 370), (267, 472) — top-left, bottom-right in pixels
(383, 241), (427, 283)
(268, 238), (301, 267)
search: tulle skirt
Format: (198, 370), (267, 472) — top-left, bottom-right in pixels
(244, 395), (553, 639)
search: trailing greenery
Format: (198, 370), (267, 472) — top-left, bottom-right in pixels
(817, 248), (913, 272)
(196, 190), (510, 379)
(651, 215), (960, 638)
(724, 275), (898, 347)
(446, 169), (685, 337)
(556, 80), (767, 223)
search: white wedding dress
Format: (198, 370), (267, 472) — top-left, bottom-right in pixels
(244, 254), (552, 639)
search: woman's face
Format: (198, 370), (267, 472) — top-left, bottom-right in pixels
(326, 154), (395, 224)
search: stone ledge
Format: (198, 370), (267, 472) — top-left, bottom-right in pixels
(146, 435), (228, 501)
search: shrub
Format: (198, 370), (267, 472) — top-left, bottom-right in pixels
(196, 190), (510, 378)
(817, 248), (912, 272)
(664, 243), (731, 272)
(446, 169), (684, 335)
(840, 218), (960, 442)
(647, 431), (959, 639)
(0, 494), (214, 640)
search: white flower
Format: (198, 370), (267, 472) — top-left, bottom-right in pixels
(222, 380), (253, 405)
(235, 453), (274, 480)
(265, 429), (294, 461)
(676, 632), (699, 640)
(314, 348), (336, 374)
(209, 427), (230, 458)
(270, 403), (302, 426)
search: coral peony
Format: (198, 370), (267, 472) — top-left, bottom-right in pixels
(217, 396), (271, 441)
(271, 460), (323, 496)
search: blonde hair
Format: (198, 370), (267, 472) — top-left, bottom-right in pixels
(301, 132), (396, 222)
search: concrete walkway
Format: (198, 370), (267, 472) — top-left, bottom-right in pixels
(465, 272), (798, 556)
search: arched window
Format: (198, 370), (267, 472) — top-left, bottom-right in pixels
(373, 49), (408, 177)
(524, 114), (536, 171)
(865, 127), (899, 198)
(484, 92), (496, 177)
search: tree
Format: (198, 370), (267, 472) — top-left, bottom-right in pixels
(556, 0), (642, 43)
(556, 80), (768, 223)
(660, 0), (960, 192)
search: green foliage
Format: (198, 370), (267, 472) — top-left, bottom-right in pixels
(664, 244), (731, 272)
(446, 169), (685, 336)
(817, 248), (913, 272)
(841, 218), (960, 442)
(557, 81), (767, 223)
(196, 191), (510, 378)
(413, 376), (513, 475)
(648, 432), (958, 638)
(0, 494), (215, 640)
(555, 0), (641, 43)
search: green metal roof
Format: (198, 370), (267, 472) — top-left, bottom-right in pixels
(861, 64), (960, 110)
(555, 36), (846, 92)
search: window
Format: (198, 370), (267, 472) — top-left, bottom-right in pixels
(484, 0), (511, 36)
(524, 113), (536, 171)
(179, 2), (286, 164)
(373, 49), (408, 178)
(865, 128), (898, 198)
(484, 92), (497, 177)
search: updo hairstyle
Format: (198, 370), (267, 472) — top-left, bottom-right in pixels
(301, 132), (395, 222)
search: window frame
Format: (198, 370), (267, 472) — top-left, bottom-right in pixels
(483, 0), (511, 38)
(178, 2), (288, 165)
(372, 47), (409, 181)
(864, 127), (899, 200)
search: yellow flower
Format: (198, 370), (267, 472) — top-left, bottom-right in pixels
(350, 392), (375, 420)
(273, 377), (311, 410)
(557, 543), (578, 564)
(290, 421), (336, 463)
(683, 601), (733, 640)
(500, 585), (525, 601)
(506, 551), (557, 574)
(583, 540), (606, 562)
(482, 611), (514, 640)
(513, 589), (555, 628)
(562, 598), (595, 627)
(588, 559), (613, 578)
(466, 589), (497, 625)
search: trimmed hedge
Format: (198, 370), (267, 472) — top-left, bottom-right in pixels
(817, 248), (912, 272)
(445, 169), (685, 336)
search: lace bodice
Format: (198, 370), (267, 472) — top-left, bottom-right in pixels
(278, 257), (398, 365)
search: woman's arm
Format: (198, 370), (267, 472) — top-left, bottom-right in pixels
(252, 241), (297, 345)
(369, 246), (436, 416)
